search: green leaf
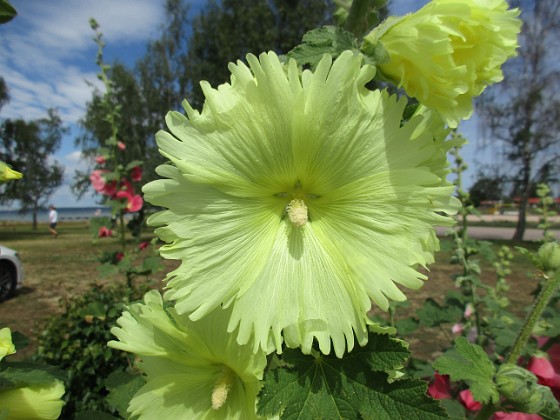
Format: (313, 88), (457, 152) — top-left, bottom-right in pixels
(140, 255), (163, 273)
(74, 411), (119, 420)
(416, 298), (462, 327)
(0, 361), (65, 390)
(395, 318), (419, 335)
(125, 160), (143, 171)
(0, 0), (16, 24)
(288, 26), (358, 68)
(362, 40), (390, 68)
(11, 331), (29, 350)
(97, 262), (119, 278)
(258, 335), (446, 419)
(439, 399), (466, 419)
(105, 370), (145, 418)
(433, 337), (499, 404)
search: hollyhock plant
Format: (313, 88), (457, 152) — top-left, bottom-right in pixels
(459, 389), (483, 412)
(427, 373), (451, 399)
(98, 226), (113, 238)
(452, 323), (464, 335)
(362, 0), (521, 127)
(109, 290), (266, 419)
(527, 357), (560, 400)
(90, 170), (117, 196)
(144, 50), (459, 357)
(131, 166), (142, 182)
(116, 189), (143, 213)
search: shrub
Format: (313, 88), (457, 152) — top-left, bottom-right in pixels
(34, 281), (153, 417)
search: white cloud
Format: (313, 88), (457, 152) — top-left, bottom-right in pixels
(0, 1), (166, 208)
(0, 0), (165, 124)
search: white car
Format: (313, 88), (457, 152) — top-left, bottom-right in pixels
(0, 245), (23, 301)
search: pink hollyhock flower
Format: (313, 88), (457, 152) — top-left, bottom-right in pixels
(528, 356), (560, 400)
(428, 373), (451, 400)
(459, 389), (482, 411)
(90, 169), (108, 193)
(98, 226), (113, 238)
(493, 412), (542, 419)
(116, 189), (143, 213)
(117, 141), (126, 150)
(95, 155), (106, 165)
(116, 252), (124, 262)
(452, 323), (464, 335)
(464, 303), (474, 318)
(131, 166), (142, 182)
(138, 241), (149, 251)
(548, 343), (560, 372)
(120, 178), (134, 193)
(90, 170), (117, 196)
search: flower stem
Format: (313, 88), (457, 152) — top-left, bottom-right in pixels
(344, 0), (374, 39)
(506, 270), (560, 364)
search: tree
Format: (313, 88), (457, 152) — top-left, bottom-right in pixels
(185, 0), (334, 107)
(0, 109), (66, 229)
(0, 77), (9, 113)
(469, 175), (505, 208)
(479, 0), (560, 240)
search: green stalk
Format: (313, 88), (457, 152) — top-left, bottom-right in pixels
(345, 0), (373, 38)
(506, 270), (560, 364)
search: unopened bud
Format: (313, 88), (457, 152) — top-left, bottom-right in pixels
(537, 242), (560, 271)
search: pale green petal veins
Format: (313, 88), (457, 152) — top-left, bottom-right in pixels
(144, 50), (458, 357)
(109, 291), (266, 419)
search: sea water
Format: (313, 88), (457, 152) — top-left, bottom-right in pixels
(0, 207), (112, 222)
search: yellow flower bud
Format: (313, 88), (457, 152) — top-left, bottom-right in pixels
(363, 0), (521, 128)
(0, 327), (16, 361)
(0, 160), (22, 183)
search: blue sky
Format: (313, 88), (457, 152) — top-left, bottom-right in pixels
(0, 0), (484, 208)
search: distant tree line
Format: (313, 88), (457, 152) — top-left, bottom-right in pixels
(477, 0), (560, 239)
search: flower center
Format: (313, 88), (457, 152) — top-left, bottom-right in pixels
(287, 198), (308, 227)
(211, 370), (232, 410)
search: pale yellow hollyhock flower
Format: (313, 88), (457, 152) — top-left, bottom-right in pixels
(0, 381), (65, 419)
(109, 290), (267, 419)
(363, 0), (521, 128)
(0, 327), (16, 361)
(144, 51), (459, 357)
(0, 160), (22, 183)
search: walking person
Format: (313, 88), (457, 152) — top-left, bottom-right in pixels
(48, 205), (58, 238)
